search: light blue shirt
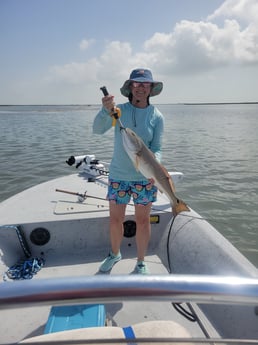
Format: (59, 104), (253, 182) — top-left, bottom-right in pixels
(93, 102), (164, 181)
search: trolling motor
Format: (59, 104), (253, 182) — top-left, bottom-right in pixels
(66, 154), (95, 168)
(66, 154), (109, 176)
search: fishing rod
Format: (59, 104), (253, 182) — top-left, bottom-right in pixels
(55, 188), (171, 214)
(55, 188), (107, 203)
(100, 86), (125, 128)
(55, 188), (139, 208)
(56, 188), (209, 220)
(55, 188), (229, 227)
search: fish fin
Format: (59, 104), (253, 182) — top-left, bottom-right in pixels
(160, 164), (176, 194)
(149, 150), (156, 159)
(168, 175), (176, 194)
(134, 155), (140, 171)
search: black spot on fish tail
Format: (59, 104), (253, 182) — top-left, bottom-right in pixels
(174, 198), (191, 216)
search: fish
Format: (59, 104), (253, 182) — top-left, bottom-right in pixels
(120, 127), (190, 216)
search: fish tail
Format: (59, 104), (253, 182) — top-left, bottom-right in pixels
(172, 199), (190, 216)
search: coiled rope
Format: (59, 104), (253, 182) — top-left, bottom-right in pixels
(4, 257), (45, 280)
(1, 225), (45, 281)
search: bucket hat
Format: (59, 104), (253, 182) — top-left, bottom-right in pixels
(120, 68), (163, 97)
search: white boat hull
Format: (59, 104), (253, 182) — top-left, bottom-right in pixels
(0, 159), (258, 343)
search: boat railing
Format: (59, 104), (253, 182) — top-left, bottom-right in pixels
(1, 274), (258, 309)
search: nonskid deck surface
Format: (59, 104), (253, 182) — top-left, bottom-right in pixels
(0, 256), (213, 344)
(35, 254), (169, 278)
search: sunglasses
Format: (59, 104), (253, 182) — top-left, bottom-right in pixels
(131, 82), (152, 88)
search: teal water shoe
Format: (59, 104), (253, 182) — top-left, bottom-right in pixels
(99, 251), (122, 272)
(135, 261), (149, 274)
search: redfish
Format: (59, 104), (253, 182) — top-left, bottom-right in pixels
(121, 127), (190, 216)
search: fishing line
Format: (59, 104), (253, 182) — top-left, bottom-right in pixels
(166, 219), (212, 339)
(165, 214), (196, 274)
(166, 216), (176, 274)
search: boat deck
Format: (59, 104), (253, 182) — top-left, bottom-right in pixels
(1, 170), (258, 343)
(0, 255), (219, 344)
(36, 254), (168, 278)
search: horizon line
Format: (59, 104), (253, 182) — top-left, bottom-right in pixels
(1, 101), (258, 107)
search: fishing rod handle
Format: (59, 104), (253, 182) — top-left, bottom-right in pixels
(55, 188), (83, 197)
(100, 86), (120, 126)
(100, 86), (109, 96)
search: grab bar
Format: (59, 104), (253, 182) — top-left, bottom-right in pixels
(1, 275), (258, 309)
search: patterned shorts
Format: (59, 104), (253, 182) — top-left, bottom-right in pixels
(107, 178), (158, 205)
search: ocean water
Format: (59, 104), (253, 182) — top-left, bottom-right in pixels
(0, 104), (258, 267)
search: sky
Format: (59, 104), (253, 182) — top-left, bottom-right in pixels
(0, 0), (258, 104)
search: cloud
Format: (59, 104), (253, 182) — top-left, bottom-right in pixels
(98, 41), (133, 79)
(47, 41), (135, 85)
(143, 15), (258, 75)
(207, 0), (258, 24)
(47, 59), (101, 84)
(46, 0), (258, 87)
(79, 38), (95, 51)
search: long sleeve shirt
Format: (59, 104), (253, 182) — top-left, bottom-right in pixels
(93, 102), (164, 181)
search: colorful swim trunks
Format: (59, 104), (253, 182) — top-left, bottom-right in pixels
(107, 179), (158, 205)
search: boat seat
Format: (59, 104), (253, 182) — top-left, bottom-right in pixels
(24, 320), (191, 344)
(44, 304), (106, 334)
